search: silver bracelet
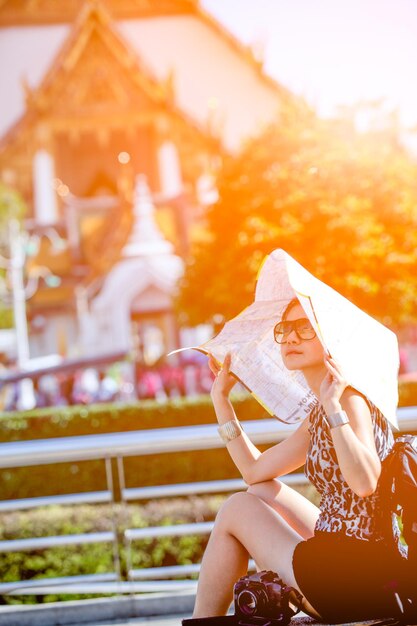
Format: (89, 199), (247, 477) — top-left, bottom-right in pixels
(217, 419), (243, 444)
(326, 410), (350, 429)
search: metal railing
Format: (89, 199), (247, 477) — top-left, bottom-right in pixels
(0, 407), (416, 596)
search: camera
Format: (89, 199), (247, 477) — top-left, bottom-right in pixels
(233, 570), (300, 625)
(182, 570), (301, 626)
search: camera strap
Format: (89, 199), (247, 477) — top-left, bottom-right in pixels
(285, 585), (304, 617)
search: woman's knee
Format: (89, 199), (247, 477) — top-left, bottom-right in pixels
(214, 492), (253, 531)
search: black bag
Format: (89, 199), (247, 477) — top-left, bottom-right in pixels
(379, 434), (417, 622)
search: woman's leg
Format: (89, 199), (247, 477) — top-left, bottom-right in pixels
(192, 482), (320, 618)
(247, 478), (319, 539)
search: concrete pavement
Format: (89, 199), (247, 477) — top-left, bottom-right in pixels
(0, 592), (195, 626)
(0, 594), (389, 626)
(71, 615), (190, 626)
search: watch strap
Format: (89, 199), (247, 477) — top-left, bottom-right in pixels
(326, 410), (349, 429)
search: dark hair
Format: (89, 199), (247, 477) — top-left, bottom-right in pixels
(281, 297), (300, 321)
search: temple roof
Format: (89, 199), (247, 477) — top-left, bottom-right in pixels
(0, 0), (299, 315)
(0, 0), (199, 26)
(0, 1), (214, 150)
(0, 2), (215, 313)
(0, 0), (295, 151)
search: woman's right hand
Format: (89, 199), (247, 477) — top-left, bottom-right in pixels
(208, 352), (237, 399)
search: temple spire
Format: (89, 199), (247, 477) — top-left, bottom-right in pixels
(122, 174), (173, 258)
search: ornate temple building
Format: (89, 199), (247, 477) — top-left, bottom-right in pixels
(0, 0), (295, 367)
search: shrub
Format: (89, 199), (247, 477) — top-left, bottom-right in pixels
(1, 381), (415, 444)
(0, 498), (218, 604)
(0, 395), (268, 500)
(0, 394), (269, 442)
(0, 384), (416, 501)
(398, 381), (417, 408)
(0, 485), (319, 605)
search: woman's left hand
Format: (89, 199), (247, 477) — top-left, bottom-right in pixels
(319, 355), (348, 414)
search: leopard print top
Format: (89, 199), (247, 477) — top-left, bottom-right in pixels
(305, 401), (395, 541)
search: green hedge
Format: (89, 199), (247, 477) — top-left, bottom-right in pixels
(397, 380), (417, 409)
(0, 394), (267, 442)
(1, 448), (262, 501)
(1, 381), (416, 443)
(0, 384), (416, 501)
(0, 395), (268, 500)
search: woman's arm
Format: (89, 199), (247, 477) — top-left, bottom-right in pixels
(210, 354), (310, 484)
(320, 357), (381, 498)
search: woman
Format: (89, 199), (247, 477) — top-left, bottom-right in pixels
(192, 298), (401, 622)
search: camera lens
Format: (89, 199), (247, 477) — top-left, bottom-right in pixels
(237, 589), (262, 616)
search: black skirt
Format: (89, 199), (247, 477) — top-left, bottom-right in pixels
(292, 531), (403, 622)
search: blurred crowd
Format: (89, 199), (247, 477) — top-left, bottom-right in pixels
(1, 345), (416, 412)
(0, 356), (215, 411)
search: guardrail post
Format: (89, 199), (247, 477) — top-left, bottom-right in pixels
(105, 457), (122, 580)
(116, 455), (135, 587)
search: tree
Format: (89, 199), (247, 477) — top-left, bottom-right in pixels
(0, 182), (27, 329)
(179, 103), (417, 328)
(0, 182), (26, 223)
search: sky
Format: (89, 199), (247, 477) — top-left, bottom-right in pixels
(201, 0), (417, 129)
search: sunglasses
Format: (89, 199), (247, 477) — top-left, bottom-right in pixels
(273, 318), (316, 344)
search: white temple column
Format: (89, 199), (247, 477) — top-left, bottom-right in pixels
(33, 149), (58, 224)
(157, 141), (182, 197)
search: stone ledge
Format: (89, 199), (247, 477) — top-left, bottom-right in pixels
(0, 594), (401, 626)
(182, 616), (399, 626)
(0, 591), (195, 626)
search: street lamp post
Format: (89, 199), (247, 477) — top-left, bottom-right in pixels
(7, 219), (35, 409)
(1, 219), (63, 410)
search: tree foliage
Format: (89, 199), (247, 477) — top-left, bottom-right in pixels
(0, 182), (26, 228)
(0, 182), (27, 329)
(179, 104), (417, 327)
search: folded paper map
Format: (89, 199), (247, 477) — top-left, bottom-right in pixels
(171, 249), (399, 428)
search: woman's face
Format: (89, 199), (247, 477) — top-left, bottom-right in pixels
(280, 303), (325, 371)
